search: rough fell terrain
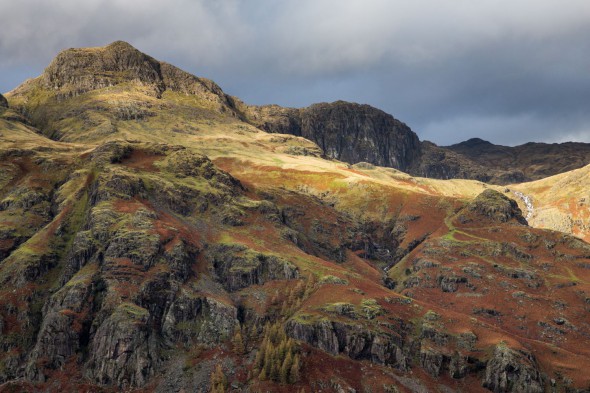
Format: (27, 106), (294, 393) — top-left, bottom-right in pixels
(0, 41), (589, 393)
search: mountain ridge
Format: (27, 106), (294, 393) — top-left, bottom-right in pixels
(7, 40), (590, 185)
(1, 41), (590, 392)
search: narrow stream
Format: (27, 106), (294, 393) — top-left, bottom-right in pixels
(513, 191), (534, 221)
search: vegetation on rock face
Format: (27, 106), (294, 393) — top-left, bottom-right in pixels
(209, 364), (228, 393)
(0, 41), (590, 393)
(465, 189), (528, 225)
(255, 322), (301, 384)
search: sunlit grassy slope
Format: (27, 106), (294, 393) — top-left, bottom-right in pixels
(1, 42), (589, 392)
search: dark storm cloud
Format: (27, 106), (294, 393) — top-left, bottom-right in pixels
(1, 0), (590, 145)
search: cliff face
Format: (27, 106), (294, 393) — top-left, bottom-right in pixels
(247, 101), (422, 172)
(41, 41), (166, 98)
(247, 104), (590, 185)
(2, 41), (590, 393)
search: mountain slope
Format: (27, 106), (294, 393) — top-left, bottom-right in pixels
(0, 41), (589, 393)
(448, 138), (590, 182)
(511, 163), (590, 243)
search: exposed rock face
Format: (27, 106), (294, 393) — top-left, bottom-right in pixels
(9, 41), (243, 132)
(0, 93), (7, 108)
(207, 244), (299, 292)
(42, 41), (165, 98)
(285, 319), (409, 369)
(482, 344), (544, 393)
(466, 189), (528, 225)
(25, 278), (95, 381)
(248, 101), (422, 172)
(248, 103), (590, 185)
(159, 62), (242, 116)
(85, 303), (157, 387)
(246, 103), (539, 184)
(1, 143), (249, 388)
(162, 294), (238, 346)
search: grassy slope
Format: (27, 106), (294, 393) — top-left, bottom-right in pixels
(512, 164), (590, 242)
(1, 48), (589, 391)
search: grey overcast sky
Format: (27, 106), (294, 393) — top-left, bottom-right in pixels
(1, 0), (590, 146)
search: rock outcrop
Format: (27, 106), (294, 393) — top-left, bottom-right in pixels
(207, 244), (299, 292)
(0, 93), (7, 108)
(42, 41), (165, 98)
(247, 101), (422, 172)
(7, 41), (244, 138)
(285, 318), (409, 369)
(482, 344), (544, 393)
(466, 189), (528, 225)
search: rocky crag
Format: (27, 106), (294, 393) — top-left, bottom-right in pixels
(246, 105), (590, 185)
(0, 41), (589, 392)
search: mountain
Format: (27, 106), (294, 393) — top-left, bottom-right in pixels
(447, 138), (590, 182)
(245, 105), (590, 185)
(245, 101), (422, 172)
(1, 41), (589, 392)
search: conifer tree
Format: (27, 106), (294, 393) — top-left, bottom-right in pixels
(210, 364), (227, 393)
(290, 354), (301, 383)
(280, 351), (293, 384)
(232, 327), (245, 355)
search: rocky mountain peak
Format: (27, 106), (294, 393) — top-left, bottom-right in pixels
(455, 137), (493, 147)
(40, 40), (165, 98)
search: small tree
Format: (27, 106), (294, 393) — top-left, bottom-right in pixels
(210, 363), (227, 393)
(280, 351), (293, 384)
(232, 327), (245, 355)
(290, 354), (301, 383)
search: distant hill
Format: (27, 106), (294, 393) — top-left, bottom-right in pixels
(446, 137), (590, 182)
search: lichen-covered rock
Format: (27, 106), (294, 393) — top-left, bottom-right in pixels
(0, 186), (49, 211)
(449, 353), (469, 378)
(90, 141), (132, 166)
(466, 190), (528, 225)
(88, 204), (121, 242)
(104, 230), (160, 269)
(26, 276), (96, 381)
(161, 293), (238, 346)
(482, 343), (544, 393)
(42, 41), (165, 98)
(85, 303), (157, 388)
(420, 347), (444, 376)
(163, 149), (241, 190)
(60, 230), (97, 284)
(437, 274), (468, 293)
(208, 244), (299, 291)
(285, 318), (408, 370)
(163, 240), (198, 282)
